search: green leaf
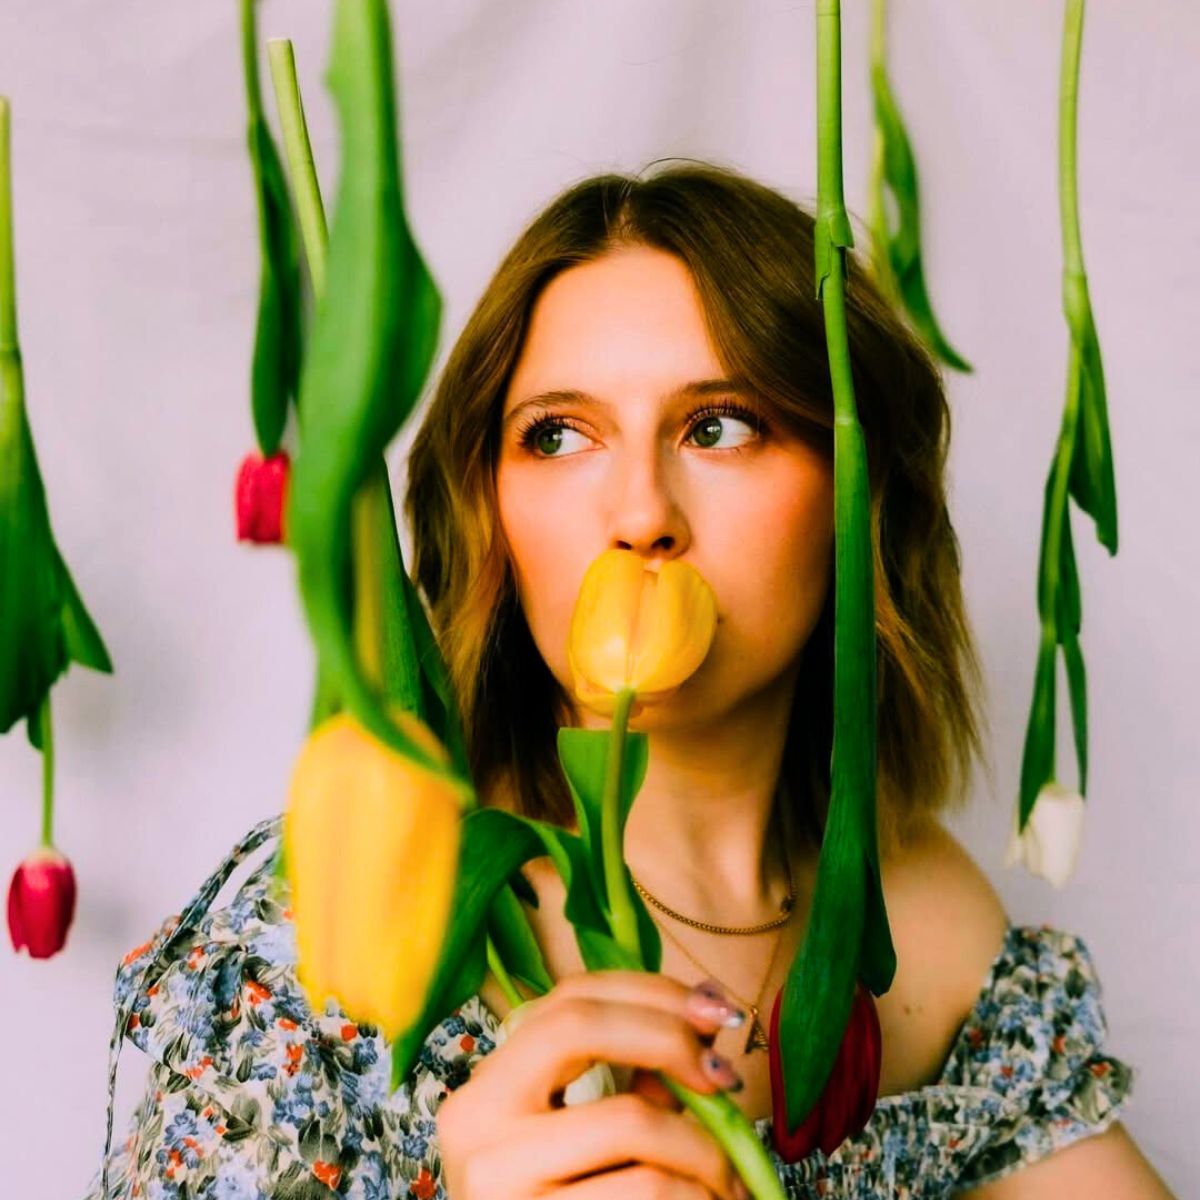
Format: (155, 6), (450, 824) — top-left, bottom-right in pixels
(1056, 507), (1081, 637)
(869, 64), (972, 373)
(485, 881), (553, 995)
(390, 807), (543, 1084)
(396, 523), (470, 779)
(288, 0), (447, 770)
(556, 727), (648, 904)
(0, 359), (112, 744)
(241, 0), (302, 457)
(1062, 629), (1088, 796)
(1067, 309), (1118, 555)
(1018, 634), (1057, 827)
(247, 119), (302, 455)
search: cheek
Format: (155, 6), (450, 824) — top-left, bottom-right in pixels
(704, 468), (834, 663)
(495, 465), (592, 678)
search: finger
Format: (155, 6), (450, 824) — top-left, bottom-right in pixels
(544, 970), (748, 1037)
(479, 1094), (744, 1200)
(475, 994), (735, 1113)
(550, 1164), (714, 1200)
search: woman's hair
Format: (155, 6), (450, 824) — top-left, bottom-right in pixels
(405, 159), (992, 857)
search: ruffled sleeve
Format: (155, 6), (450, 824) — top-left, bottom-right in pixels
(86, 814), (469, 1200)
(942, 923), (1135, 1191)
(753, 923), (1135, 1199)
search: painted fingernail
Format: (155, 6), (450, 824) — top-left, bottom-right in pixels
(700, 1049), (744, 1091)
(687, 980), (747, 1029)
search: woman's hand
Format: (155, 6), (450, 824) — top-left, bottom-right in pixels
(437, 970), (753, 1200)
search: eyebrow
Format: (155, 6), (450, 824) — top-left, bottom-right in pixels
(502, 379), (750, 429)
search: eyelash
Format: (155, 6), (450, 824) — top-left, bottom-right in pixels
(514, 400), (768, 457)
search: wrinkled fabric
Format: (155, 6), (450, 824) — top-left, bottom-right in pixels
(82, 815), (1134, 1199)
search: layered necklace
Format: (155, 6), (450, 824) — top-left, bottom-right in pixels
(630, 838), (796, 1054)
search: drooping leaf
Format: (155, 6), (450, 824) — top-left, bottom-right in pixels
(1062, 630), (1088, 797)
(242, 0), (302, 456)
(288, 0), (447, 771)
(485, 881), (553, 996)
(390, 807), (542, 1084)
(0, 98), (112, 747)
(869, 64), (972, 373)
(777, 6), (898, 1130)
(1063, 284), (1117, 554)
(1018, 634), (1058, 828)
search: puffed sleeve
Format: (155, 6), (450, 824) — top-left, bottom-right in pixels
(83, 815), (476, 1200)
(946, 924), (1136, 1191)
(81, 1060), (288, 1200)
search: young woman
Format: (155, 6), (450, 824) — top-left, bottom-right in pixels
(85, 163), (1172, 1199)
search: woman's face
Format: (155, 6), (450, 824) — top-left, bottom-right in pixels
(495, 245), (834, 731)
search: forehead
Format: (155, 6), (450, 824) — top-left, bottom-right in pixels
(503, 247), (727, 412)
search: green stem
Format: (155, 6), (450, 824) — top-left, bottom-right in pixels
(486, 937), (525, 1009)
(601, 687), (640, 958)
(869, 0), (885, 68)
(817, 1), (848, 228)
(39, 692), (55, 846)
(267, 39), (329, 296)
(0, 96), (17, 351)
(663, 1079), (788, 1200)
(240, 0), (265, 126)
(1059, 0), (1085, 276)
(1041, 0), (1087, 633)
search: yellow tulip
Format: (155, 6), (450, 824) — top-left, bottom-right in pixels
(568, 549), (718, 717)
(284, 708), (464, 1041)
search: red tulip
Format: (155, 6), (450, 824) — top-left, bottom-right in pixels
(235, 450), (290, 543)
(767, 979), (882, 1162)
(7, 846), (77, 959)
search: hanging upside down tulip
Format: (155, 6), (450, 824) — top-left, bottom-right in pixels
(1004, 780), (1086, 889)
(235, 449), (290, 544)
(768, 979), (881, 1161)
(567, 548), (718, 719)
(284, 707), (466, 1041)
(7, 844), (77, 959)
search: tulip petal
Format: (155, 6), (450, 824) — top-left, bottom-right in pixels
(629, 559), (717, 697)
(285, 710), (459, 1041)
(568, 550), (646, 698)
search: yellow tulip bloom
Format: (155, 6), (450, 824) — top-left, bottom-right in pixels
(568, 549), (718, 717)
(284, 708), (463, 1041)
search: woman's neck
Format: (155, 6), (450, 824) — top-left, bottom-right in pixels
(590, 674), (807, 929)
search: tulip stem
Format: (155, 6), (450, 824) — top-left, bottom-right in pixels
(601, 687), (641, 958)
(38, 692), (55, 847)
(0, 96), (16, 351)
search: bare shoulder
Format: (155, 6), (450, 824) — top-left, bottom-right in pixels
(959, 1122), (1178, 1198)
(873, 817), (1012, 1095)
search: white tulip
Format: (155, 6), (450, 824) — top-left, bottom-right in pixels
(494, 998), (618, 1105)
(1004, 781), (1086, 889)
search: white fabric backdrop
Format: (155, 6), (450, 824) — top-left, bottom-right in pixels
(0, 2), (1194, 1193)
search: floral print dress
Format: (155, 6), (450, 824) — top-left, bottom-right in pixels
(81, 815), (1134, 1200)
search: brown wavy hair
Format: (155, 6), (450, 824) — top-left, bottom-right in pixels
(404, 159), (992, 858)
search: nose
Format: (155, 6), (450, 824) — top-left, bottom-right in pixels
(606, 446), (690, 567)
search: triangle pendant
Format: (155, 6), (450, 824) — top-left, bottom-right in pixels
(744, 1005), (770, 1053)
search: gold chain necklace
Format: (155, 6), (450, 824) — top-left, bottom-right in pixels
(631, 841), (796, 1053)
(652, 911), (789, 1053)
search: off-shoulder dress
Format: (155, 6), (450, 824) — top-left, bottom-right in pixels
(82, 815), (1135, 1200)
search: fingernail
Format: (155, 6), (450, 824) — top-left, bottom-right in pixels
(700, 1049), (743, 1091)
(687, 980), (746, 1029)
(733, 1178), (752, 1200)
